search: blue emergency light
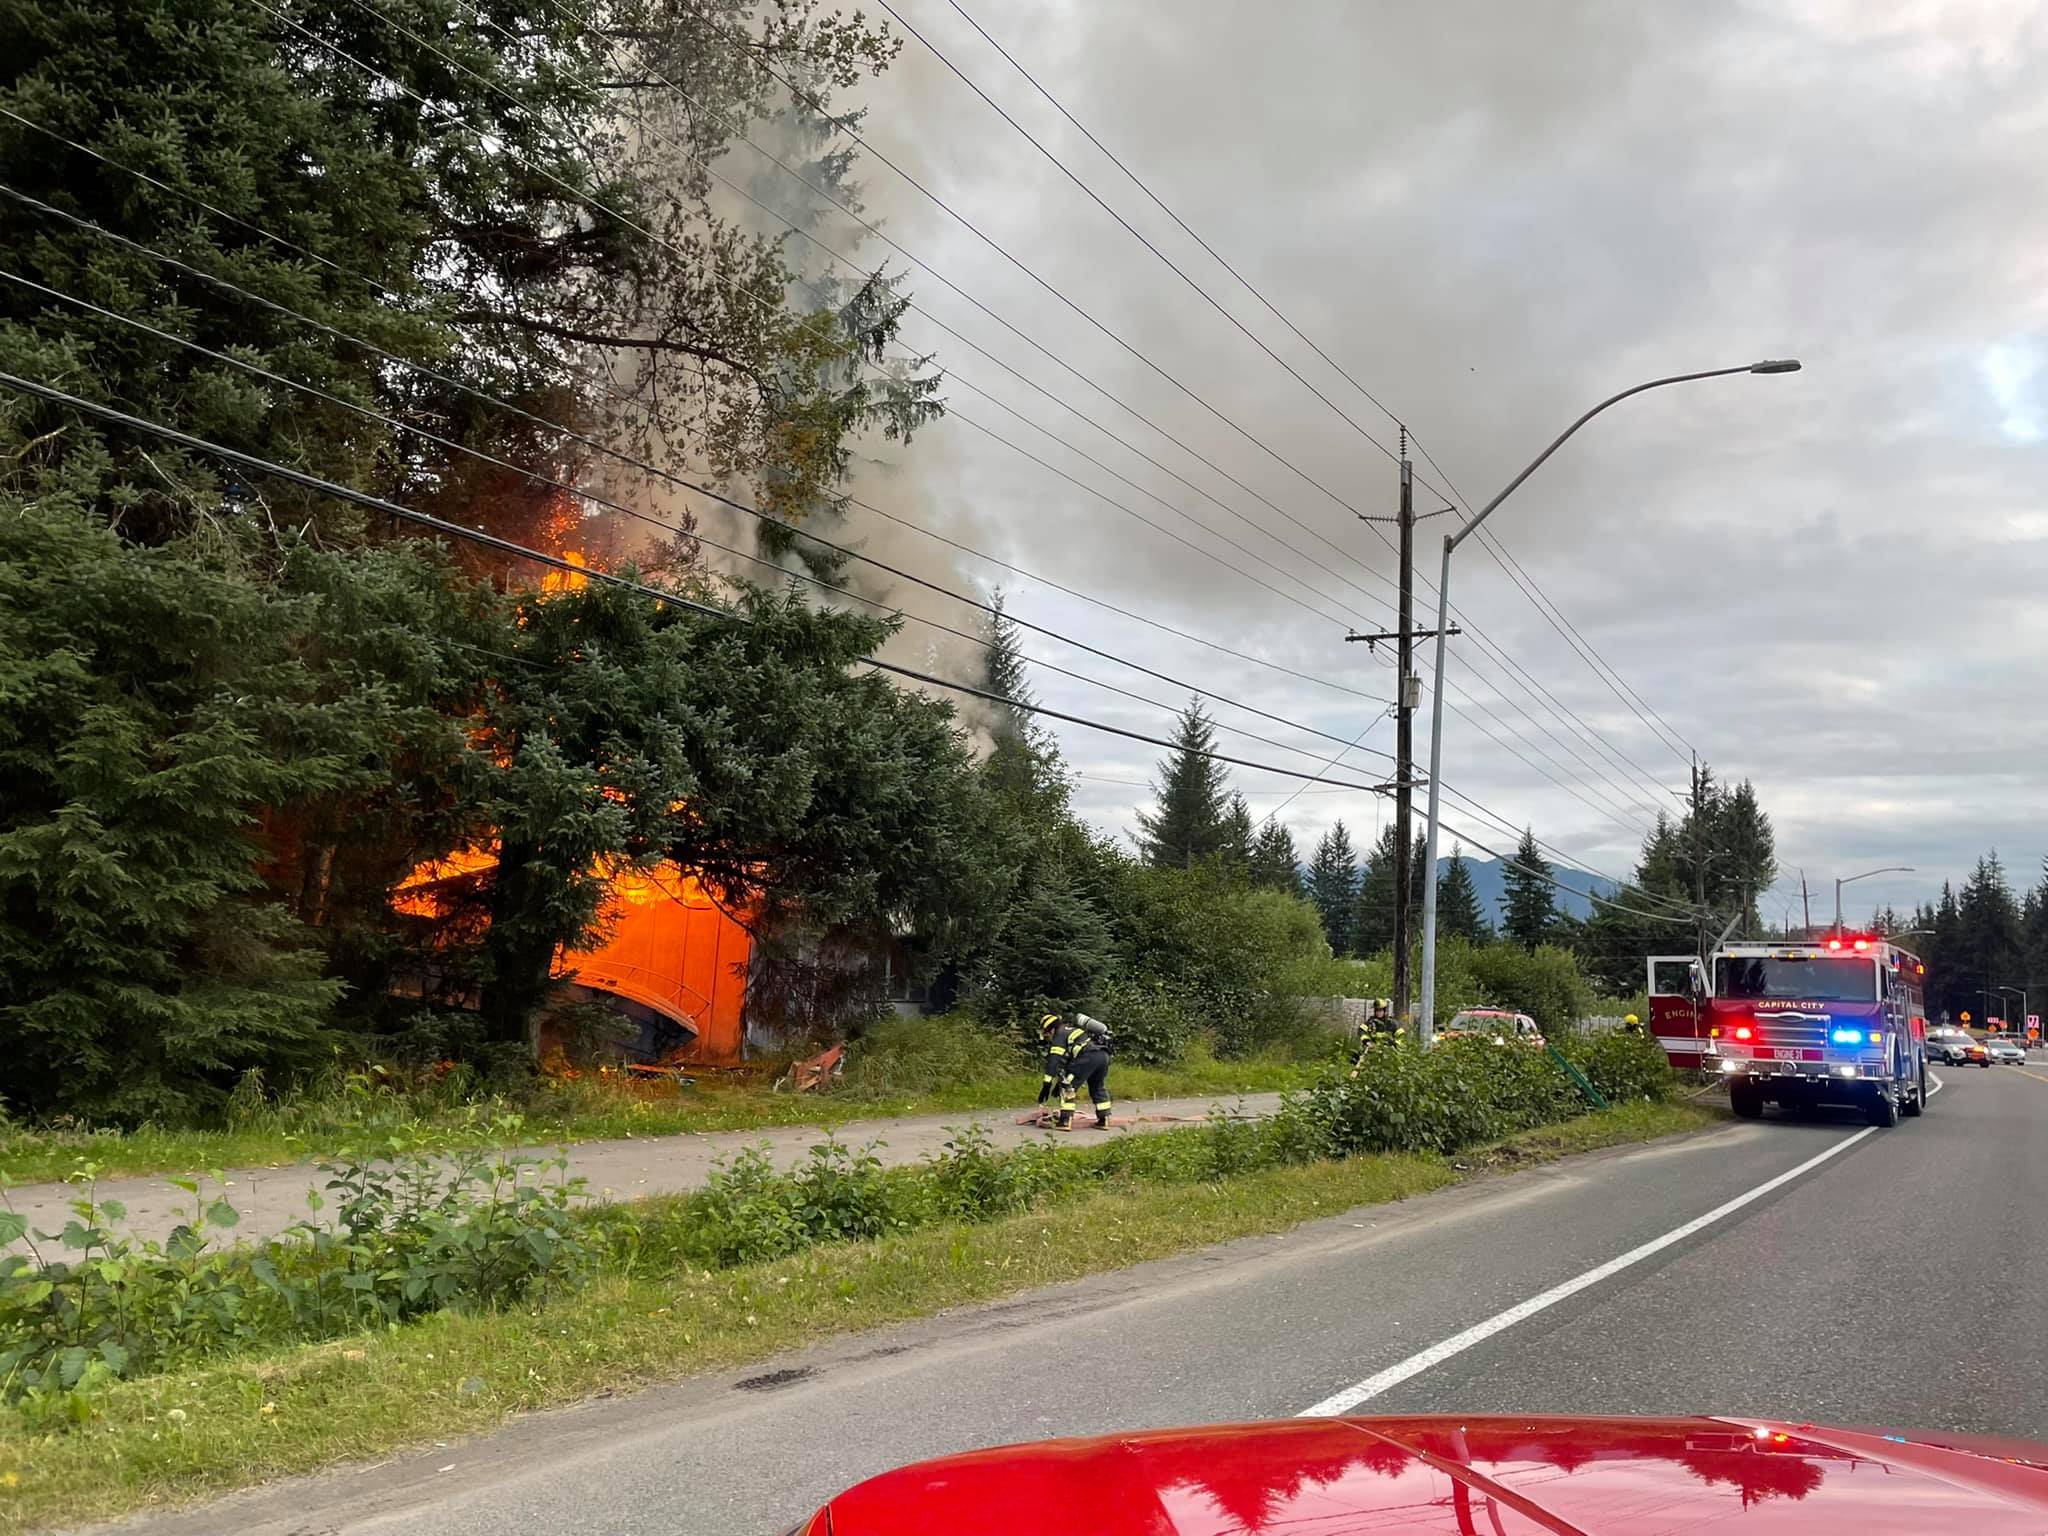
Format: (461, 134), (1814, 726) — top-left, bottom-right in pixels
(1830, 1027), (1864, 1046)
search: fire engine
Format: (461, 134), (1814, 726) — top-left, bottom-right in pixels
(1647, 934), (1929, 1126)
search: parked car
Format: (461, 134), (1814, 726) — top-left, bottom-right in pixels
(1987, 1036), (2026, 1065)
(1440, 1008), (1543, 1046)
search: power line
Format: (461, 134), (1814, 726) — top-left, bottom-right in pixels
(1431, 814), (1701, 928)
(0, 251), (1396, 778)
(890, 5), (1698, 806)
(874, 0), (1416, 479)
(935, 0), (1425, 487)
(15, 26), (1698, 892)
(0, 369), (1405, 798)
(1473, 524), (1697, 763)
(418, 3), (1681, 844)
(0, 105), (1393, 717)
(458, 0), (1407, 631)
(625, 1), (1380, 527)
(464, 3), (1687, 847)
(267, 0), (1399, 659)
(1409, 418), (1699, 764)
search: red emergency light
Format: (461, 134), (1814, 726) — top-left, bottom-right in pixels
(1734, 1025), (1753, 1041)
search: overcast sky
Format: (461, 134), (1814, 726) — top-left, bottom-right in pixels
(772, 0), (2048, 923)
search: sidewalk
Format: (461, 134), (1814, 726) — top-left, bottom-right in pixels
(2, 1092), (1284, 1251)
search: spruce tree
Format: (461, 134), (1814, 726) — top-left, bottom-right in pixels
(1307, 822), (1360, 955)
(1249, 820), (1304, 897)
(1136, 699), (1230, 868)
(1438, 845), (1490, 942)
(1501, 827), (1558, 949)
(1353, 820), (1426, 956)
(1218, 793), (1254, 877)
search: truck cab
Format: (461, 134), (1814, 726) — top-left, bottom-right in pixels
(1649, 937), (1929, 1126)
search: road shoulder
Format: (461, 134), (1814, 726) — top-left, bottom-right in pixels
(20, 1102), (1725, 1536)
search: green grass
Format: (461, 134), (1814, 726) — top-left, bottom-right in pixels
(0, 1099), (1720, 1532)
(0, 1036), (1315, 1187)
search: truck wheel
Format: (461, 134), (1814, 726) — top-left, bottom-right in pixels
(1867, 1088), (1898, 1128)
(1730, 1083), (1764, 1119)
(1900, 1068), (1926, 1117)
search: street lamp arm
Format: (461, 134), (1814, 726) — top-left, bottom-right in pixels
(1416, 356), (1799, 1043)
(1448, 363), (1788, 554)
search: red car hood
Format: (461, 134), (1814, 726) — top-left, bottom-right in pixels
(815, 1414), (2048, 1534)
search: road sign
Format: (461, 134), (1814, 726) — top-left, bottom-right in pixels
(2031, 1013), (2041, 1037)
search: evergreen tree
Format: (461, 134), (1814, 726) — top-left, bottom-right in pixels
(1218, 793), (1255, 878)
(1501, 828), (1558, 949)
(1354, 820), (1425, 956)
(1950, 852), (2024, 1026)
(1135, 699), (1230, 869)
(0, 498), (353, 1118)
(1437, 845), (1490, 943)
(979, 591), (1068, 821)
(1307, 822), (1360, 955)
(1249, 820), (1304, 897)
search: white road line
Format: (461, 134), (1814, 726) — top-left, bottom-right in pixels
(1299, 1121), (1885, 1417)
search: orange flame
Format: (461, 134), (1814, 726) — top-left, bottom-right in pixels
(540, 550), (589, 594)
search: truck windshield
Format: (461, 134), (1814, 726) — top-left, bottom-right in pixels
(1716, 956), (1876, 1003)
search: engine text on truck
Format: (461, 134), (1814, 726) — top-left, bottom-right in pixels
(1646, 936), (1929, 1127)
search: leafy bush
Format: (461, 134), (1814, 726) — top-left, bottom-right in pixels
(921, 1123), (1058, 1223)
(1467, 945), (1595, 1035)
(787, 1139), (902, 1246)
(0, 1142), (591, 1422)
(1086, 975), (1202, 1066)
(679, 1138), (906, 1268)
(1553, 1028), (1675, 1104)
(1280, 1035), (1584, 1159)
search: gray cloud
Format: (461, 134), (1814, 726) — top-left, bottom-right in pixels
(778, 0), (2048, 914)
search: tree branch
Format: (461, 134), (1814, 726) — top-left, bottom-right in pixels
(450, 309), (766, 388)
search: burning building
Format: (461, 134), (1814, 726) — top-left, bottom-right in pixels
(393, 848), (754, 1068)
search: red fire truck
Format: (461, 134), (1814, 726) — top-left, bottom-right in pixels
(1648, 935), (1929, 1126)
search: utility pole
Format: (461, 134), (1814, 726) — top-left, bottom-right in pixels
(1691, 754), (1709, 963)
(1799, 869), (1811, 940)
(1392, 444), (1415, 1019)
(1346, 434), (1455, 1026)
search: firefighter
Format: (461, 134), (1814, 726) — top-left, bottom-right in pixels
(1352, 998), (1399, 1060)
(1058, 1013), (1114, 1129)
(1038, 1013), (1089, 1116)
(1622, 1013), (1645, 1036)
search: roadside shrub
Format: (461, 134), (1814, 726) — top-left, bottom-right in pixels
(274, 1142), (591, 1330)
(922, 1123), (1058, 1223)
(1281, 1035), (1581, 1158)
(0, 1143), (591, 1421)
(1554, 1029), (1675, 1104)
(787, 1139), (902, 1245)
(681, 1145), (809, 1267)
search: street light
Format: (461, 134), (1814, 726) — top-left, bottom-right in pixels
(1418, 361), (1802, 1043)
(1834, 866), (1914, 932)
(1997, 986), (2030, 1040)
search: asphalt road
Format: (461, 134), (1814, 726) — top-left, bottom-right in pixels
(94, 1063), (2048, 1536)
(6, 1093), (1281, 1253)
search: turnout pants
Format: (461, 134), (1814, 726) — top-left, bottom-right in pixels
(1059, 1047), (1112, 1126)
